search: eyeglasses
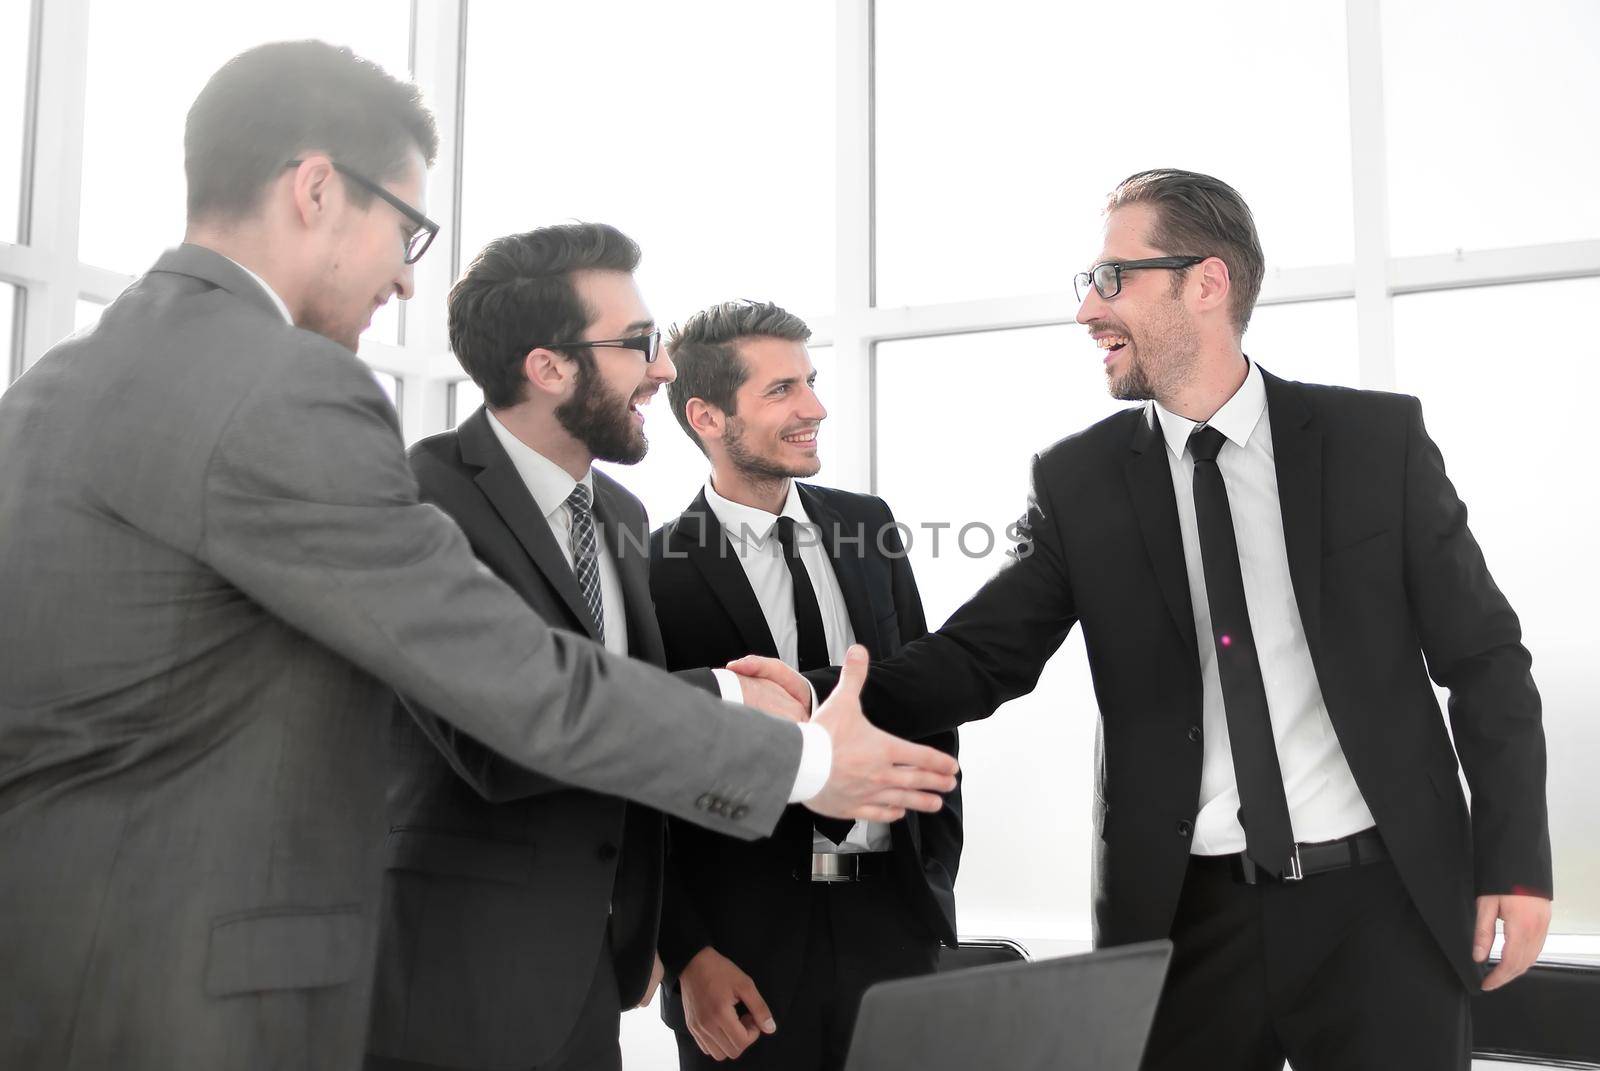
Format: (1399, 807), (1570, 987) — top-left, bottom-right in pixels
(531, 329), (663, 364)
(1073, 256), (1206, 302)
(284, 158), (440, 264)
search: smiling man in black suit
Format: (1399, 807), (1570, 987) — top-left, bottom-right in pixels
(731, 171), (1552, 1070)
(650, 300), (962, 1071)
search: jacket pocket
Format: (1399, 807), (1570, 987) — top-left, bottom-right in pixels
(204, 905), (365, 997)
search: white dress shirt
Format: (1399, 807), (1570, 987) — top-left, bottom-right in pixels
(1151, 360), (1376, 855)
(703, 478), (890, 853)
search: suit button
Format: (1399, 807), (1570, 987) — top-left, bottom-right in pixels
(1176, 819), (1194, 838)
(1187, 725), (1202, 743)
(731, 805), (748, 820)
(596, 842), (618, 861)
(696, 793), (714, 810)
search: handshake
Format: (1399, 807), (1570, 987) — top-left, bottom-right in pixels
(725, 645), (958, 825)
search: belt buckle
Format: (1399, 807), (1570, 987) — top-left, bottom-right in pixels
(1284, 843), (1305, 882)
(810, 853), (857, 883)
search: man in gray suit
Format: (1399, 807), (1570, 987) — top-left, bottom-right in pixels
(0, 41), (956, 1071)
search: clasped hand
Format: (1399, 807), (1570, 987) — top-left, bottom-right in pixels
(729, 645), (957, 824)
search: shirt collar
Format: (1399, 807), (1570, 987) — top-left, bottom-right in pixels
(703, 476), (807, 549)
(1150, 357), (1267, 459)
(220, 255), (295, 326)
(485, 409), (594, 519)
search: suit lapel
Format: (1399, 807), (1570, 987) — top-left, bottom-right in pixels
(458, 409), (603, 642)
(1123, 407), (1199, 657)
(1262, 370), (1324, 664)
(676, 490), (780, 658)
(592, 473), (659, 661)
(798, 485), (878, 654)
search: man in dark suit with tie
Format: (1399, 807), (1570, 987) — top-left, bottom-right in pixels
(732, 171), (1552, 1069)
(649, 301), (962, 1070)
(366, 227), (816, 1071)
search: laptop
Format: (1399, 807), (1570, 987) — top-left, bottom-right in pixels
(843, 939), (1173, 1071)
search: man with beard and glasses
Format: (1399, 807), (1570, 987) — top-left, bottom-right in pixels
(648, 301), (962, 1071)
(366, 226), (829, 1071)
(730, 170), (1551, 1070)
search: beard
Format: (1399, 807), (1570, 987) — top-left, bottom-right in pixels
(555, 361), (648, 465)
(1109, 351), (1158, 401)
(1104, 303), (1200, 404)
(724, 417), (820, 484)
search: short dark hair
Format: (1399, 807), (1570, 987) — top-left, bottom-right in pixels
(185, 40), (439, 222)
(666, 300), (812, 455)
(448, 223), (642, 410)
(1106, 169), (1265, 333)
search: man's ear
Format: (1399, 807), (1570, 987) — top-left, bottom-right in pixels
(521, 347), (576, 400)
(1192, 256), (1232, 319)
(285, 155), (337, 229)
(686, 397), (725, 445)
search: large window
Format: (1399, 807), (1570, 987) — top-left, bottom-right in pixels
(0, 0), (30, 245)
(1382, 0), (1600, 257)
(1393, 278), (1600, 933)
(460, 2), (837, 332)
(874, 0), (1354, 309)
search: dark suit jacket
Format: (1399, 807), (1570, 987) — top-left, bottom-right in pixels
(649, 484), (963, 1029)
(367, 408), (721, 1070)
(0, 247), (802, 1071)
(807, 369), (1549, 992)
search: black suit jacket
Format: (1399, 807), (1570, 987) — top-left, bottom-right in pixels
(807, 369), (1549, 992)
(367, 408), (718, 1071)
(649, 483), (962, 1030)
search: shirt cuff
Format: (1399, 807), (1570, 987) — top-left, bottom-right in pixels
(711, 668), (744, 704)
(787, 721), (833, 803)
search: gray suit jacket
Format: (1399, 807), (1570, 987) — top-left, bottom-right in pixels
(0, 245), (798, 1070)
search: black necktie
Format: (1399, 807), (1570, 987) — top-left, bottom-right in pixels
(1188, 425), (1296, 876)
(775, 516), (830, 673)
(776, 516), (853, 845)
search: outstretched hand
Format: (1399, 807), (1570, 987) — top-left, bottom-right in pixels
(796, 645), (958, 822)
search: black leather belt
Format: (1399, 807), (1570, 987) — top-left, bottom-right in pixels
(795, 851), (893, 883)
(1197, 827), (1388, 885)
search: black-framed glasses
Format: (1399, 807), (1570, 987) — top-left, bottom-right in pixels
(284, 159), (439, 264)
(1073, 256), (1206, 302)
(531, 329), (663, 364)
